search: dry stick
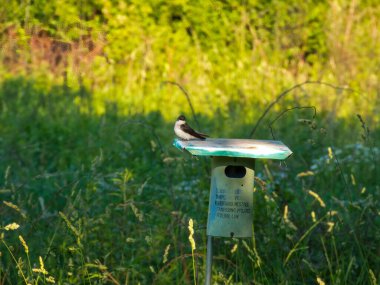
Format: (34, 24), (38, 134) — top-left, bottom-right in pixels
(248, 80), (357, 138)
(268, 106), (317, 140)
(161, 81), (200, 129)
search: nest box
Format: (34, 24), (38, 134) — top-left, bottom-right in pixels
(173, 138), (292, 238)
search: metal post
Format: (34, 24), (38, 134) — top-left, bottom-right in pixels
(205, 235), (213, 285)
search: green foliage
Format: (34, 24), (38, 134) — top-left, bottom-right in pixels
(0, 0), (379, 284)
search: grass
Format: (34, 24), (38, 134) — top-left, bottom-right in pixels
(1, 1), (380, 283)
(0, 76), (378, 284)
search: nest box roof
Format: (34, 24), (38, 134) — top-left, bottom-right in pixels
(173, 138), (292, 160)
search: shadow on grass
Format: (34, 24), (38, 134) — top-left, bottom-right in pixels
(0, 77), (379, 284)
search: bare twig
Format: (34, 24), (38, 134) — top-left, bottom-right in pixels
(248, 81), (357, 138)
(268, 106), (316, 140)
(161, 81), (200, 129)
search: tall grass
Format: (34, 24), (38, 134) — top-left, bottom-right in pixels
(0, 76), (378, 284)
(1, 0), (380, 284)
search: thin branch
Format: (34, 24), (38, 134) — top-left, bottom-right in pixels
(248, 81), (358, 138)
(161, 81), (200, 129)
(269, 106), (316, 140)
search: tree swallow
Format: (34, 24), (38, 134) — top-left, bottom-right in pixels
(174, 115), (209, 140)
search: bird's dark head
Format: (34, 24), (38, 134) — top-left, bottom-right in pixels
(177, 115), (186, 121)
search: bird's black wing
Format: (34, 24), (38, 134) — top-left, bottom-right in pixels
(180, 123), (207, 139)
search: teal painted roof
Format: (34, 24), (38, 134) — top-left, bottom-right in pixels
(173, 138), (292, 160)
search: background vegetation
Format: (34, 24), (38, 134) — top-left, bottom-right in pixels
(0, 0), (379, 284)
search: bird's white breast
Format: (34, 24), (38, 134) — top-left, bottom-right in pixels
(174, 120), (194, 140)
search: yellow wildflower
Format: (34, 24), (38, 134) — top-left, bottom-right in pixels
(19, 235), (29, 254)
(231, 244), (238, 254)
(328, 211), (338, 217)
(351, 174), (356, 185)
(162, 244), (170, 264)
(327, 222), (335, 232)
(308, 190), (326, 208)
(311, 211), (316, 223)
(369, 269), (377, 285)
(328, 147), (333, 159)
(188, 219), (196, 250)
(4, 223), (20, 231)
(296, 171), (314, 178)
(317, 276), (325, 285)
(283, 205), (289, 221)
(33, 256), (48, 275)
(46, 276), (55, 284)
(3, 201), (26, 218)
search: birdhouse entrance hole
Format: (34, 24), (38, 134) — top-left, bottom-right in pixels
(224, 165), (246, 178)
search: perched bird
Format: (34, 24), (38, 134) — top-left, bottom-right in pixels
(174, 115), (208, 140)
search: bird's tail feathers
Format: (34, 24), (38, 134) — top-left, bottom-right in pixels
(197, 132), (209, 138)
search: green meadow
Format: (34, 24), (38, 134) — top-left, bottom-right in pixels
(0, 1), (379, 284)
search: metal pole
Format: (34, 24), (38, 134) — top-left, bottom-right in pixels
(205, 235), (213, 285)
